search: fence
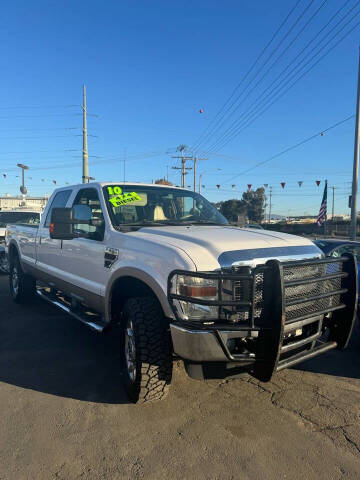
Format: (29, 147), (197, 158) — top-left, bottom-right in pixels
(261, 221), (360, 238)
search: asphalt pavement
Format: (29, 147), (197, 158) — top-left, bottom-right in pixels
(0, 275), (360, 480)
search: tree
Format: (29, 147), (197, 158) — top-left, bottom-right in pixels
(242, 187), (266, 223)
(155, 178), (173, 186)
(218, 188), (266, 224)
(220, 199), (246, 222)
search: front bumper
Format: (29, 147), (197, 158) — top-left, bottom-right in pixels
(169, 255), (358, 381)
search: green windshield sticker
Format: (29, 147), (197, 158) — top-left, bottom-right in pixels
(109, 192), (142, 207)
(107, 185), (123, 196)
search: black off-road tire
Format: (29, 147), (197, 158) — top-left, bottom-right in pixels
(0, 251), (9, 275)
(122, 296), (173, 403)
(9, 253), (36, 304)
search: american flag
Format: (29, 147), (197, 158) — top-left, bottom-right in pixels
(317, 180), (327, 226)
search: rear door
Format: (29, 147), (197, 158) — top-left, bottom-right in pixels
(36, 189), (72, 279)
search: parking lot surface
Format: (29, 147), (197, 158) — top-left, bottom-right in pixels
(0, 275), (360, 479)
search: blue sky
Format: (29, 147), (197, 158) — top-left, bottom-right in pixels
(1, 0), (359, 216)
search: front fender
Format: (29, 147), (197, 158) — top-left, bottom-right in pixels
(105, 266), (175, 322)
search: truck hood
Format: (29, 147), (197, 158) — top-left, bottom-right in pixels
(132, 225), (322, 270)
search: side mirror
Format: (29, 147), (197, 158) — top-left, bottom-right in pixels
(49, 208), (75, 240)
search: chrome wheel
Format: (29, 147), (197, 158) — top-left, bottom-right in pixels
(125, 319), (137, 383)
(11, 266), (19, 296)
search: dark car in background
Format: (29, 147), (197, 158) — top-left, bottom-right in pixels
(314, 239), (360, 261)
(314, 239), (360, 318)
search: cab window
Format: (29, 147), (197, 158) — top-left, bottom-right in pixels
(44, 190), (72, 227)
(71, 188), (105, 241)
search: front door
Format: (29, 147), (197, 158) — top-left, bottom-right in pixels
(60, 187), (108, 307)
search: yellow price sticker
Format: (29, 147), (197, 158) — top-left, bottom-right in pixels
(107, 185), (123, 196)
(109, 192), (142, 207)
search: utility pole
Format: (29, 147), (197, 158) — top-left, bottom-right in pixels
(172, 148), (192, 188)
(82, 84), (89, 184)
(331, 186), (338, 220)
(193, 157), (207, 192)
(350, 49), (360, 240)
(268, 187), (273, 223)
(123, 148), (127, 183)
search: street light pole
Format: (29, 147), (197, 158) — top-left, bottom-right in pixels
(268, 187), (273, 223)
(350, 49), (360, 240)
(198, 168), (221, 194)
(17, 163), (29, 196)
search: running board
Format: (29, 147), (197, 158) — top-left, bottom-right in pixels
(36, 288), (106, 332)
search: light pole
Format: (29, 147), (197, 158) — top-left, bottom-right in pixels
(17, 163), (29, 195)
(350, 49), (360, 240)
(199, 168), (221, 194)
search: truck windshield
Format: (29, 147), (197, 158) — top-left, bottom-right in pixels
(102, 185), (228, 227)
(0, 211), (40, 228)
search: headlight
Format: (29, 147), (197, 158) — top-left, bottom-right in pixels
(169, 273), (219, 321)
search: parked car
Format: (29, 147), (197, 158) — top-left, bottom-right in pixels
(314, 239), (360, 261)
(0, 210), (41, 274)
(314, 239), (360, 312)
(6, 183), (358, 403)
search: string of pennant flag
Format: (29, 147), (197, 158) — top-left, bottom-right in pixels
(1, 172), (66, 186)
(213, 180), (324, 190)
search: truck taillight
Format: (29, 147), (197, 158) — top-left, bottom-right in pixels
(49, 223), (54, 234)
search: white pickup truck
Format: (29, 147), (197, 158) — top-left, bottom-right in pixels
(6, 182), (358, 403)
(0, 209), (41, 274)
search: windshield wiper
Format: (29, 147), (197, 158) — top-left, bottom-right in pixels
(115, 220), (167, 231)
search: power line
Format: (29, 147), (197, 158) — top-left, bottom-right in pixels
(224, 114), (355, 183)
(0, 104), (78, 109)
(0, 113), (81, 119)
(205, 7), (360, 153)
(0, 135), (80, 139)
(204, 0), (356, 153)
(2, 127), (81, 132)
(195, 0), (328, 154)
(190, 0), (304, 153)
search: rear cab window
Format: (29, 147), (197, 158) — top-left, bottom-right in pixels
(44, 190), (72, 227)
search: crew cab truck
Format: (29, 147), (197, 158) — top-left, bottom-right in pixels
(6, 182), (358, 403)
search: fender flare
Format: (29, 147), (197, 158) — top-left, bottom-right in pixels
(105, 266), (175, 321)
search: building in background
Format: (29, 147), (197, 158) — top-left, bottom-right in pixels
(0, 195), (48, 210)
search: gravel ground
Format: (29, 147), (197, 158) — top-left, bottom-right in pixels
(0, 275), (360, 480)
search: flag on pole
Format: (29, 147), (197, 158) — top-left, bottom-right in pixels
(317, 180), (327, 227)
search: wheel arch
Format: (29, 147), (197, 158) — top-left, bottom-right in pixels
(106, 267), (174, 324)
